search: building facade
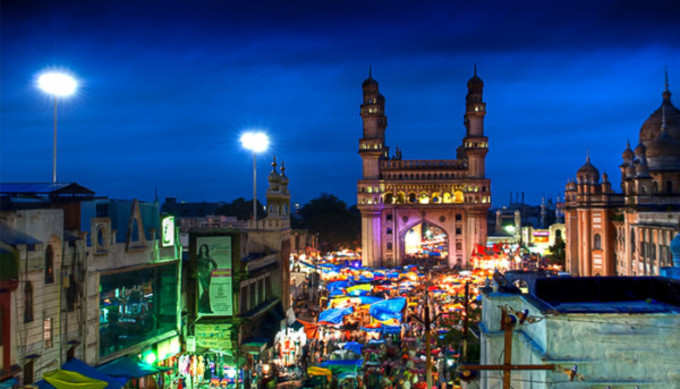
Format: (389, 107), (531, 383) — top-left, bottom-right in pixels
(186, 158), (292, 383)
(0, 183), (183, 386)
(564, 76), (680, 276)
(357, 68), (491, 268)
(477, 273), (680, 388)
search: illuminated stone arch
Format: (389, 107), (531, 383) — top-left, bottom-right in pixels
(453, 190), (464, 203)
(418, 192), (430, 204)
(396, 192), (406, 204)
(431, 192), (441, 203)
(384, 193), (394, 204)
(408, 193), (417, 203)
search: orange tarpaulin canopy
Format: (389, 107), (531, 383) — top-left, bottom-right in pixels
(297, 319), (318, 340)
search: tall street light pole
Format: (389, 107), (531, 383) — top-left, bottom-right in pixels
(37, 71), (78, 184)
(240, 131), (270, 228)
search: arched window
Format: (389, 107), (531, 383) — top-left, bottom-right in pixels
(593, 233), (602, 250)
(631, 229), (636, 253)
(24, 281), (33, 323)
(408, 193), (417, 203)
(45, 245), (54, 284)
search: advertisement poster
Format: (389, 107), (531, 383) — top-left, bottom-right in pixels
(195, 323), (232, 351)
(161, 216), (175, 247)
(196, 236), (232, 315)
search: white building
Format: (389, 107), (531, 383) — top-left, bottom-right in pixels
(478, 261), (680, 388)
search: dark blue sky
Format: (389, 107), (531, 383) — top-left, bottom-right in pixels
(2, 1), (679, 207)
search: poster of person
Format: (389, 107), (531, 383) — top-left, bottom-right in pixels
(196, 236), (232, 315)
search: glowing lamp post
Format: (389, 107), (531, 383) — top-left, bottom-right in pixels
(240, 131), (270, 227)
(37, 71), (78, 184)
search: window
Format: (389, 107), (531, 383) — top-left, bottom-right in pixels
(249, 283), (256, 309)
(240, 287), (248, 314)
(24, 282), (33, 323)
(456, 242), (462, 250)
(23, 361), (34, 385)
(386, 214), (392, 221)
(455, 214), (462, 221)
(43, 318), (53, 348)
(667, 181), (673, 193)
(258, 279), (265, 304)
(98, 262), (178, 357)
(456, 227), (461, 235)
(386, 228), (392, 235)
(593, 234), (602, 250)
(631, 229), (635, 253)
(45, 245), (54, 284)
(265, 276), (272, 301)
(386, 242), (393, 250)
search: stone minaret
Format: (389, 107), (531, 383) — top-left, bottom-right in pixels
(463, 65), (488, 178)
(359, 66), (387, 179)
(266, 156), (290, 228)
(358, 67), (387, 267)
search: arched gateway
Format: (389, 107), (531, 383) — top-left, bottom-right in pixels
(357, 67), (491, 268)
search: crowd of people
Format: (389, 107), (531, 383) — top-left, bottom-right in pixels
(284, 255), (496, 389)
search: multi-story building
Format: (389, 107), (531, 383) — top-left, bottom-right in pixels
(0, 183), (96, 386)
(185, 158), (292, 385)
(357, 67), (491, 268)
(477, 263), (680, 388)
(0, 183), (183, 386)
(564, 75), (680, 276)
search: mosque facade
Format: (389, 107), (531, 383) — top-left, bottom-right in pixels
(564, 73), (680, 276)
(357, 68), (491, 268)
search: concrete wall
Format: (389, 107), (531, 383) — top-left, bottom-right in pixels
(480, 292), (680, 388)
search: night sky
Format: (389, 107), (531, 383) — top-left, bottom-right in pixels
(2, 1), (679, 207)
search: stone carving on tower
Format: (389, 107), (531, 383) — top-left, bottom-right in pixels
(357, 66), (491, 268)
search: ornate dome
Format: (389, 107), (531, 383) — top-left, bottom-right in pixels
(639, 91), (680, 145)
(646, 104), (680, 168)
(622, 140), (634, 161)
(577, 155), (600, 182)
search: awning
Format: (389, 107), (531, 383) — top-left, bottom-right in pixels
(0, 378), (17, 389)
(62, 358), (126, 389)
(96, 357), (159, 379)
(39, 369), (107, 389)
(241, 340), (268, 355)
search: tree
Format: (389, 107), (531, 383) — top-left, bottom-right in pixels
(295, 194), (360, 251)
(548, 235), (566, 268)
(215, 197), (266, 220)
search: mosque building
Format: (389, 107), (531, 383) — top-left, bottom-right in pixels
(564, 72), (680, 276)
(357, 67), (491, 268)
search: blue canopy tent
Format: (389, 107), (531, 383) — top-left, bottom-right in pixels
(318, 307), (353, 325)
(369, 297), (406, 322)
(63, 358), (127, 389)
(34, 358), (127, 389)
(342, 342), (363, 356)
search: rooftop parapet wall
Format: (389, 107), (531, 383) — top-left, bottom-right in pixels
(380, 159), (467, 171)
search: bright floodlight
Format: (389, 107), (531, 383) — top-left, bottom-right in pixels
(37, 71), (78, 97)
(240, 131), (270, 153)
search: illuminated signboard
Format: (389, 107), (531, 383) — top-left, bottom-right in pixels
(532, 230), (550, 237)
(161, 216), (175, 247)
(196, 323), (233, 350)
(196, 236), (233, 316)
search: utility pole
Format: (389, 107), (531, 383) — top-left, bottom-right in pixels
(412, 272), (445, 389)
(459, 306), (555, 389)
(462, 281), (469, 361)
